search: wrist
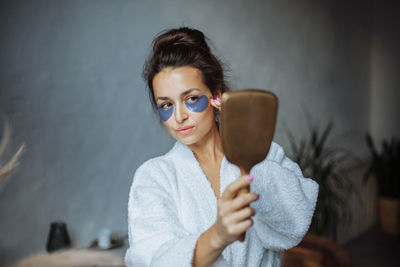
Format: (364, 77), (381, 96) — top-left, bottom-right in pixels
(208, 225), (227, 251)
(193, 225), (226, 267)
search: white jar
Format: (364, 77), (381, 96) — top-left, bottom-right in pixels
(98, 228), (111, 249)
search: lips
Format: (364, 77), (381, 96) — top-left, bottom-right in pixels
(176, 126), (195, 135)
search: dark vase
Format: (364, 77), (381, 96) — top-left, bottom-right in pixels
(46, 222), (71, 252)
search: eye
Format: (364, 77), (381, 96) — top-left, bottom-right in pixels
(186, 96), (199, 104)
(159, 102), (172, 111)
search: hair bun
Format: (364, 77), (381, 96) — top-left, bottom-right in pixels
(152, 27), (210, 53)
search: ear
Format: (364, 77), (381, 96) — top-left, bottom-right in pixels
(210, 90), (222, 110)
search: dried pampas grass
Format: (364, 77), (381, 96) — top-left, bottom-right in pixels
(0, 119), (24, 186)
(1, 121), (126, 266)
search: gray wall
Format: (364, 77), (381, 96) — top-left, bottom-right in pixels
(0, 0), (396, 265)
(336, 0), (400, 245)
(370, 0), (400, 142)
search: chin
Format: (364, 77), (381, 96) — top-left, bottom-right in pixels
(175, 136), (198, 145)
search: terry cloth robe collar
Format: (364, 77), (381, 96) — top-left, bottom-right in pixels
(170, 141), (241, 263)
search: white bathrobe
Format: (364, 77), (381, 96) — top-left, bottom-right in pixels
(125, 141), (318, 267)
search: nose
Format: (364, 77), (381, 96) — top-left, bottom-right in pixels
(174, 103), (189, 124)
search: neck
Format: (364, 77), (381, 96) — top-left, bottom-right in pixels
(188, 123), (223, 163)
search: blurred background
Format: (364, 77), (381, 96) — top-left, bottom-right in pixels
(0, 0), (399, 266)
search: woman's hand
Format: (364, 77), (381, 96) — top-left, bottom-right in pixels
(193, 177), (258, 267)
(211, 175), (259, 249)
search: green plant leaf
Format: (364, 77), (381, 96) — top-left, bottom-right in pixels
(286, 116), (359, 241)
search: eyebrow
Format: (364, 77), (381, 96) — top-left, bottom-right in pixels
(156, 88), (201, 101)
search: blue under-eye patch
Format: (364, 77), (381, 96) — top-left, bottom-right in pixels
(157, 95), (209, 122)
(185, 95), (209, 112)
(158, 106), (174, 121)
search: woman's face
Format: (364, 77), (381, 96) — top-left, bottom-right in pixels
(152, 66), (218, 145)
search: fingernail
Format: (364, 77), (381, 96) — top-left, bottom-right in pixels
(216, 97), (221, 103)
(257, 194), (260, 199)
(246, 175), (254, 182)
(210, 99), (215, 104)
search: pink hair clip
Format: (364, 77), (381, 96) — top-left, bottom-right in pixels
(211, 98), (221, 105)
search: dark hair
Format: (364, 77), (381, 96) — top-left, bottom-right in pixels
(143, 27), (230, 111)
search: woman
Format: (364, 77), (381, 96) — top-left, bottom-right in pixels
(125, 27), (318, 267)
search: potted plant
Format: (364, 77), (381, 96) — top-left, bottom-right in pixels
(287, 121), (358, 241)
(364, 134), (400, 235)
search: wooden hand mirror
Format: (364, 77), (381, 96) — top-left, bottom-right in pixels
(220, 89), (278, 241)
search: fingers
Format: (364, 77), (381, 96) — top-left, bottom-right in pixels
(236, 219), (253, 233)
(221, 174), (254, 200)
(227, 219), (254, 237)
(224, 206), (255, 225)
(231, 192), (259, 211)
(215, 174), (258, 246)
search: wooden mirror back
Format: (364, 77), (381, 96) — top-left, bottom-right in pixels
(220, 89), (278, 174)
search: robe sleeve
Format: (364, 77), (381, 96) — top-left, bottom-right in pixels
(249, 142), (319, 250)
(125, 160), (201, 267)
